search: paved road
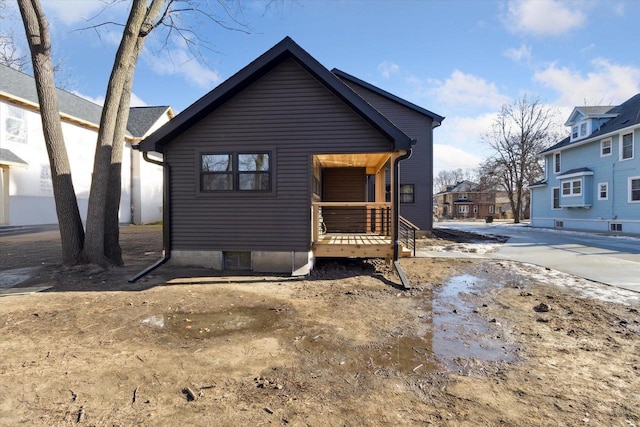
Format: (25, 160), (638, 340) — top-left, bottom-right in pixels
(426, 222), (640, 293)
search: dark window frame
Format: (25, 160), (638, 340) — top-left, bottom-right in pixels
(200, 151), (272, 193)
(399, 184), (415, 203)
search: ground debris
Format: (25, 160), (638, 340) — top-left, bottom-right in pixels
(534, 303), (550, 313)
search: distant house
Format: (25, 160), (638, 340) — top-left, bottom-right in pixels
(529, 94), (640, 234)
(0, 64), (172, 226)
(434, 180), (509, 220)
(136, 37), (443, 275)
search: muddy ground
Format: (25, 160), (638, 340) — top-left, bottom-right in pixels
(0, 226), (639, 426)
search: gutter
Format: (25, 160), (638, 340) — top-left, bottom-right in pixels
(128, 150), (171, 282)
(392, 148), (413, 261)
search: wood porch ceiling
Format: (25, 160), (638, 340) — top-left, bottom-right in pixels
(315, 153), (390, 174)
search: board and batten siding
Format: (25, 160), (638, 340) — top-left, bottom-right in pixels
(338, 79), (435, 230)
(165, 58), (395, 252)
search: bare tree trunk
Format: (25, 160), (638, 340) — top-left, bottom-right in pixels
(103, 0), (166, 265)
(17, 0), (84, 265)
(83, 0), (150, 266)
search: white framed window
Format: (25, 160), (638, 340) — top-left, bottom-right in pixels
(460, 192), (468, 199)
(552, 187), (561, 209)
(572, 126), (578, 139)
(554, 152), (561, 174)
(600, 138), (612, 157)
(629, 176), (640, 203)
(488, 205), (495, 213)
(562, 179), (581, 196)
(458, 205), (469, 214)
(580, 122), (587, 137)
(621, 132), (634, 160)
(473, 205), (478, 213)
(3, 104), (27, 144)
(598, 182), (608, 200)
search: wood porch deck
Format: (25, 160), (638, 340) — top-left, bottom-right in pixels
(312, 233), (394, 258)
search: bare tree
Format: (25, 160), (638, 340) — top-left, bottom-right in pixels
(17, 0), (254, 267)
(17, 0), (85, 263)
(480, 95), (559, 223)
(434, 168), (477, 193)
(1, 0), (28, 70)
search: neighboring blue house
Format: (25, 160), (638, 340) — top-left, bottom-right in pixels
(529, 94), (640, 234)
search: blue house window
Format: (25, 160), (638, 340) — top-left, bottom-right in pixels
(629, 177), (640, 203)
(598, 183), (608, 200)
(621, 132), (634, 160)
(553, 153), (561, 174)
(600, 138), (611, 157)
(552, 187), (560, 209)
(562, 179), (581, 196)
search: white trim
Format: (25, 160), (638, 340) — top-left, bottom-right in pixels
(600, 138), (612, 157)
(557, 170), (593, 179)
(543, 123), (639, 155)
(561, 179), (582, 197)
(533, 216), (640, 224)
(597, 182), (608, 201)
(629, 176), (640, 203)
(620, 131), (634, 161)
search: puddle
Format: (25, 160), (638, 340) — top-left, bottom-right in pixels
(141, 306), (285, 339)
(0, 267), (39, 289)
(432, 274), (515, 370)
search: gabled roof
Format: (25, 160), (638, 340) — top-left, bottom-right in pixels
(542, 93), (640, 154)
(332, 69), (445, 127)
(564, 105), (617, 126)
(127, 106), (173, 138)
(138, 37), (414, 153)
(0, 64), (171, 140)
(0, 63), (103, 125)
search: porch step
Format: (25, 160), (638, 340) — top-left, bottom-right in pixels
(400, 245), (413, 257)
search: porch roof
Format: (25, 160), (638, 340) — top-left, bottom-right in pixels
(0, 148), (27, 167)
(138, 37), (414, 154)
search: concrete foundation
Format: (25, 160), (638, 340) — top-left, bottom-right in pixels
(168, 249), (314, 275)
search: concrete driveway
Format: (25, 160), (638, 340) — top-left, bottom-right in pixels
(425, 221), (640, 293)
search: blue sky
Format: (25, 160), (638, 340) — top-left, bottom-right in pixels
(8, 0), (640, 174)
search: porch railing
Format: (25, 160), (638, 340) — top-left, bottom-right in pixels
(312, 202), (392, 242)
(399, 215), (418, 257)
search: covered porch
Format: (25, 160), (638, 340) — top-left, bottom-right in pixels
(310, 152), (399, 260)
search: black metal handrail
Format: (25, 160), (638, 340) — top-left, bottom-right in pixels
(398, 216), (418, 256)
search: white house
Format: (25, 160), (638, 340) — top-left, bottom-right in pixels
(0, 64), (172, 227)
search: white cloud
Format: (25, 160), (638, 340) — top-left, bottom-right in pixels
(71, 91), (147, 108)
(504, 44), (531, 63)
(129, 93), (148, 107)
(433, 144), (483, 176)
(144, 49), (221, 89)
(613, 2), (625, 16)
(504, 0), (586, 36)
(427, 70), (510, 110)
(377, 61), (400, 79)
(72, 90), (104, 106)
(534, 59), (640, 108)
(432, 113), (498, 175)
(43, 0), (114, 26)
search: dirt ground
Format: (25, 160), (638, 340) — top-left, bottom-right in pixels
(1, 226), (639, 426)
